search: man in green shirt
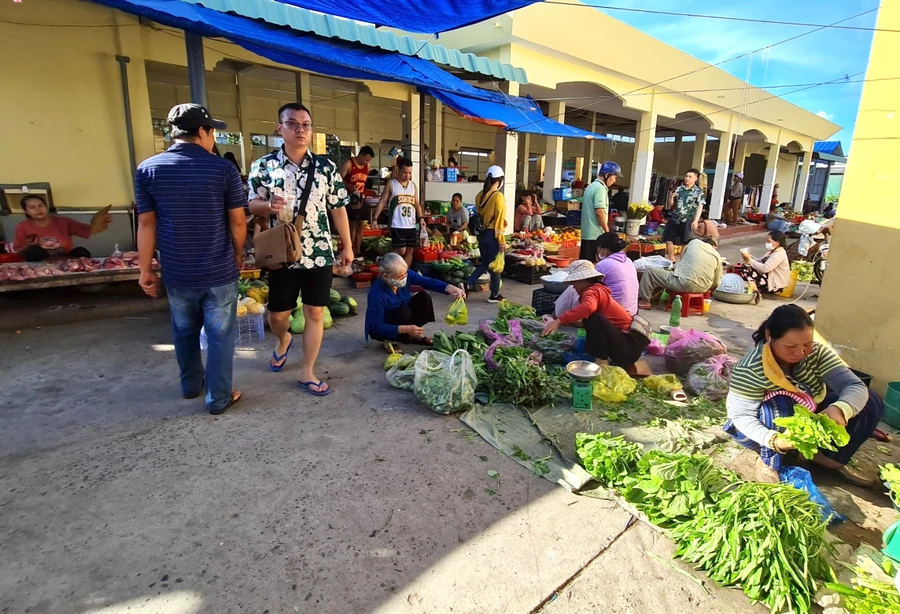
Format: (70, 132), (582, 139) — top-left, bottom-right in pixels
(580, 161), (621, 262)
(663, 168), (706, 262)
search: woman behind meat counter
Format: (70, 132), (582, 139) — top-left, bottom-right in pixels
(13, 195), (111, 261)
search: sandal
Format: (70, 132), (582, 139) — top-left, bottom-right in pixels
(269, 339), (293, 372)
(835, 464), (877, 487)
(298, 380), (332, 396)
(209, 390), (242, 415)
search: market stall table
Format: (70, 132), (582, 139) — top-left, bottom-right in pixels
(0, 257), (159, 293)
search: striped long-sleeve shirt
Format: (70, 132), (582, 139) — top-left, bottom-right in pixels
(726, 341), (869, 447)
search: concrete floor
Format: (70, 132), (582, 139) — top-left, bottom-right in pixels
(1, 244), (814, 614)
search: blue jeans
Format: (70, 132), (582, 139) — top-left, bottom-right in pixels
(166, 282), (238, 412)
(467, 232), (501, 297)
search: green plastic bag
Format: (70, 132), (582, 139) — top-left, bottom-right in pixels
(488, 251), (505, 274)
(445, 297), (468, 326)
(644, 374), (683, 394)
(592, 365), (637, 403)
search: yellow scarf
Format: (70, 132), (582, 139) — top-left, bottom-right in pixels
(762, 343), (800, 393)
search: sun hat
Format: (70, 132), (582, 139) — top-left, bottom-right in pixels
(735, 172), (744, 179)
(485, 165), (504, 179)
(564, 259), (605, 283)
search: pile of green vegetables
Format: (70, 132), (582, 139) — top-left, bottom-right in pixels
(671, 482), (835, 614)
(880, 463), (900, 507)
(496, 299), (536, 322)
(480, 351), (570, 408)
(774, 405), (850, 460)
(574, 432), (837, 614)
(622, 450), (734, 527)
(826, 555), (900, 614)
(433, 330), (487, 357)
(792, 260), (814, 282)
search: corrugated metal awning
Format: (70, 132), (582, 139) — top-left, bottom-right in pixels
(184, 0), (529, 84)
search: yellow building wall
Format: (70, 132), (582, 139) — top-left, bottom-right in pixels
(816, 0), (900, 392)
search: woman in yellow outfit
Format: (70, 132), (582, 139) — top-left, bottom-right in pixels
(465, 165), (507, 303)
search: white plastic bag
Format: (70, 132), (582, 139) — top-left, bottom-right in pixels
(633, 255), (673, 272)
(413, 349), (477, 414)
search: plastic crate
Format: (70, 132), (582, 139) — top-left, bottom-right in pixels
(532, 288), (558, 316)
(445, 167), (458, 182)
(553, 187), (573, 201)
(414, 248), (437, 263)
(564, 210), (581, 226)
(201, 313), (265, 350)
(504, 263), (551, 285)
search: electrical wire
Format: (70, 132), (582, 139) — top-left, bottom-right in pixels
(542, 2), (895, 33)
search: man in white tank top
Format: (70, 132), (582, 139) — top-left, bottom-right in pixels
(373, 156), (425, 266)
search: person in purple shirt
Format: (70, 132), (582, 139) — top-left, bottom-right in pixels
(594, 232), (639, 315)
(365, 253), (466, 347)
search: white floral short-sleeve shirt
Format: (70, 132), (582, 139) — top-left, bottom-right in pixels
(248, 147), (349, 269)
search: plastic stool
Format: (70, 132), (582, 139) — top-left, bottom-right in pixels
(665, 291), (706, 317)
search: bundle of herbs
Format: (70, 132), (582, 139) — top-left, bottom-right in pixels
(671, 481), (836, 614)
(575, 432), (643, 488)
(622, 450), (736, 527)
(480, 353), (569, 407)
(774, 405), (850, 460)
(496, 299), (536, 322)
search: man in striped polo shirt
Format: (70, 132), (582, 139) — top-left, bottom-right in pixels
(135, 104), (248, 415)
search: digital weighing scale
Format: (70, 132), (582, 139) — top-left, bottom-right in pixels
(566, 360), (602, 412)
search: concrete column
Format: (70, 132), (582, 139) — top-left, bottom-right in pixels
(428, 98), (443, 165)
(709, 131), (735, 219)
(185, 32), (207, 107)
(236, 72), (251, 173)
(542, 101), (565, 204)
(793, 151), (813, 212)
(494, 82), (519, 221)
(733, 141), (748, 174)
(405, 89), (422, 190)
(581, 112), (596, 183)
(574, 157), (584, 182)
(691, 133), (707, 172)
(630, 110), (657, 203)
(517, 132), (530, 188)
(672, 132), (683, 172)
(761, 133), (782, 207)
(295, 72), (311, 107)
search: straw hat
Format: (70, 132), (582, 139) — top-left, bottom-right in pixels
(564, 260), (605, 283)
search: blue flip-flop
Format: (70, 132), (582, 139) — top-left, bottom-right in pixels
(269, 339), (293, 372)
(298, 380), (332, 396)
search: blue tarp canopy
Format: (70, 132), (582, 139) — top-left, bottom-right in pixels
(94, 0), (596, 139)
(427, 89), (608, 139)
(273, 0), (541, 34)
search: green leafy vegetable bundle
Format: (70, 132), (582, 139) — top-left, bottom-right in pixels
(671, 482), (835, 614)
(575, 432), (643, 488)
(826, 555), (900, 614)
(433, 330), (488, 357)
(480, 355), (568, 407)
(880, 463), (900, 507)
(774, 405), (850, 460)
(792, 260), (814, 282)
(496, 299), (536, 322)
(621, 450), (735, 527)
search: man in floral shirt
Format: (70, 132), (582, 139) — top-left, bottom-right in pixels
(663, 168), (706, 262)
(248, 103), (352, 396)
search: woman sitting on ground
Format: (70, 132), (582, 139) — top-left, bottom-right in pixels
(365, 253), (465, 347)
(595, 232), (639, 315)
(724, 305), (883, 485)
(542, 260), (650, 374)
(739, 230), (791, 294)
(13, 195), (111, 261)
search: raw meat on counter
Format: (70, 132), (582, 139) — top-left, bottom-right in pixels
(103, 257), (127, 270)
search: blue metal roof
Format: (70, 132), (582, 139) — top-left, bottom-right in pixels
(814, 141), (844, 156)
(183, 0), (529, 84)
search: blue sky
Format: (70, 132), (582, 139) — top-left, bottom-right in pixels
(585, 0), (878, 150)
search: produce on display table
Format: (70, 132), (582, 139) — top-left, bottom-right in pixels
(773, 405), (851, 460)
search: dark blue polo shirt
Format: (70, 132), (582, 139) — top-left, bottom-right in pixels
(134, 143), (246, 290)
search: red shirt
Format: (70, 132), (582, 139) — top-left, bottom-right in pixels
(14, 216), (91, 254)
(558, 283), (633, 331)
(649, 207), (665, 223)
(342, 159), (369, 194)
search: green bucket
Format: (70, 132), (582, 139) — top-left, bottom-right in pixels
(884, 382), (900, 429)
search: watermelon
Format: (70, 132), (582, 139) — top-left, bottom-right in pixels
(290, 314), (306, 334)
(330, 302), (350, 317)
(341, 296), (357, 313)
(329, 289), (341, 303)
(323, 307), (333, 330)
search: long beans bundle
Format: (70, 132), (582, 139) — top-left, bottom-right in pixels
(671, 482), (835, 614)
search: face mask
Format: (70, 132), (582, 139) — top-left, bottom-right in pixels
(766, 242), (774, 251)
(386, 276), (408, 288)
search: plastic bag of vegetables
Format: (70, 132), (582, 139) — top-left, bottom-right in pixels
(385, 353), (417, 390)
(664, 328), (727, 377)
(488, 251), (505, 274)
(413, 349), (477, 414)
(529, 331), (576, 364)
(685, 354), (737, 400)
(444, 298), (468, 326)
(592, 365), (637, 403)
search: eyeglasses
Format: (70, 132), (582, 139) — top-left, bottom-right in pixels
(281, 120), (313, 133)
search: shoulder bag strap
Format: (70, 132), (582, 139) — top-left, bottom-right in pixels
(291, 153), (316, 227)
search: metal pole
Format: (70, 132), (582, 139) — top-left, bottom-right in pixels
(115, 55), (137, 173)
(185, 31), (207, 106)
(418, 91), (426, 192)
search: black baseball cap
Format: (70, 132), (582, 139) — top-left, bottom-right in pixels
(166, 103), (227, 130)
